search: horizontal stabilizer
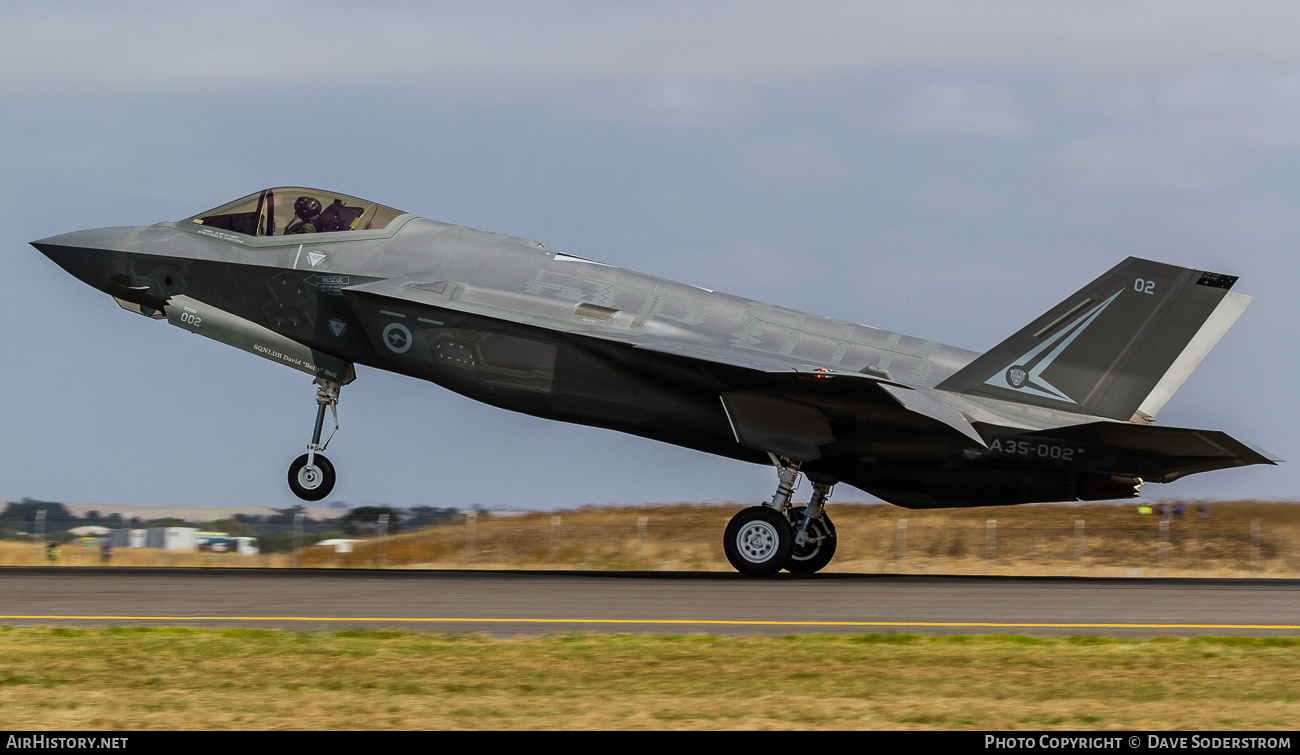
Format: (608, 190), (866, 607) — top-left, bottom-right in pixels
(1029, 421), (1280, 483)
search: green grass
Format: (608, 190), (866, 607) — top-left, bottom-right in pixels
(0, 626), (1296, 729)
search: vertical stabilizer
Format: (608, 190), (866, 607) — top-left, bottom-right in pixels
(936, 257), (1250, 422)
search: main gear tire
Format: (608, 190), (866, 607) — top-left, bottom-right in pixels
(288, 453), (336, 501)
(784, 506), (837, 573)
(724, 506), (794, 577)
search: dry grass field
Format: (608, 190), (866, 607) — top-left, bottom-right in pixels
(300, 500), (1300, 578)
(0, 627), (1296, 730)
(3, 500), (1297, 577)
(0, 542), (293, 568)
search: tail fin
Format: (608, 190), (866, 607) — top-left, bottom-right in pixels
(936, 257), (1252, 422)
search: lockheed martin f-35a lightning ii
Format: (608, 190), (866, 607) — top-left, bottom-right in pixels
(33, 187), (1280, 576)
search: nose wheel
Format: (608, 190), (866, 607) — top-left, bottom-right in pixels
(287, 378), (342, 501)
(288, 453), (336, 501)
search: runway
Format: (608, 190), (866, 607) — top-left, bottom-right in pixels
(2, 567), (1298, 636)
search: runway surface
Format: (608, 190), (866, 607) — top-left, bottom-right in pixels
(2, 567), (1298, 636)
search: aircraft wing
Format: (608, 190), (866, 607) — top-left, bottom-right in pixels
(344, 278), (878, 375)
(343, 276), (647, 344)
(344, 276), (890, 377)
(623, 339), (862, 375)
(341, 276), (990, 455)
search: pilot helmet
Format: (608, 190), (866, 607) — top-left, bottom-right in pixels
(294, 196), (322, 220)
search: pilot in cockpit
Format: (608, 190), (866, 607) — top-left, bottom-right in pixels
(285, 196), (322, 235)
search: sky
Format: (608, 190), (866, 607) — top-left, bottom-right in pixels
(2, 1), (1297, 511)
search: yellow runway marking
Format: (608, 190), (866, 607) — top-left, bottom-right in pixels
(0, 615), (1298, 630)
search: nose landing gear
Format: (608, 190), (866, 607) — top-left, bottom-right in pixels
(287, 378), (341, 501)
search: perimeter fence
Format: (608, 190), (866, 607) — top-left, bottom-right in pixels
(299, 501), (1299, 577)
(4, 501), (1295, 576)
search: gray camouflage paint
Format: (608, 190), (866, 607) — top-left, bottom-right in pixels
(32, 188), (1278, 509)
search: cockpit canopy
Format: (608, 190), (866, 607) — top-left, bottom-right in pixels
(187, 187), (406, 238)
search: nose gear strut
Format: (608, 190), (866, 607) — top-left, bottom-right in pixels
(287, 378), (341, 501)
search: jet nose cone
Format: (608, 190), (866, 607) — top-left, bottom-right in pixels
(31, 226), (137, 258)
(32, 226), (141, 296)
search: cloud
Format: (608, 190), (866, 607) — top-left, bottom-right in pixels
(10, 2), (1300, 100)
(740, 132), (848, 184)
(1053, 133), (1229, 196)
(1156, 70), (1300, 147)
(887, 82), (1033, 138)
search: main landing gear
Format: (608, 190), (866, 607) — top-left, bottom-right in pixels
(288, 378), (342, 501)
(724, 457), (837, 577)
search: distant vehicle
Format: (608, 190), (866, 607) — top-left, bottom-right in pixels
(196, 532), (231, 553)
(197, 532), (259, 555)
(34, 187), (1279, 575)
(316, 539), (358, 554)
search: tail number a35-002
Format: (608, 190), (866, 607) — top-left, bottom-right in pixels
(988, 438), (1081, 463)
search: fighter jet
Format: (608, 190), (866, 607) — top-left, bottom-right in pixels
(32, 187), (1279, 576)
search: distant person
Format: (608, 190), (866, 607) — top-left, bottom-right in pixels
(1199, 502), (1210, 521)
(100, 542), (113, 564)
(46, 540), (61, 563)
(1158, 504), (1170, 519)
